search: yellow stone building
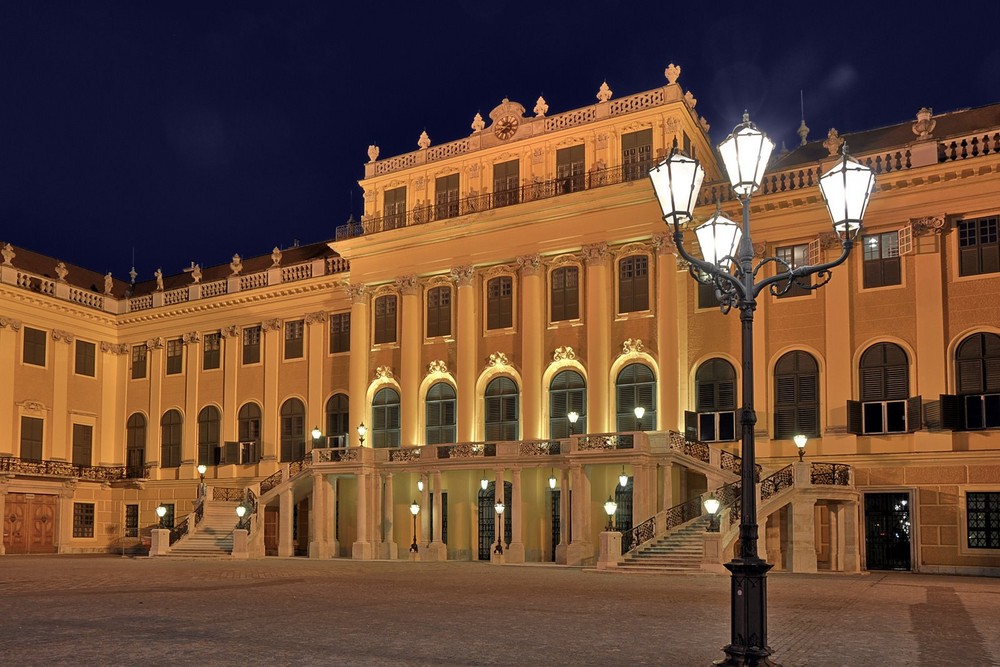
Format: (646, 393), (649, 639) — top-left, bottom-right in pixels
(1, 65), (998, 575)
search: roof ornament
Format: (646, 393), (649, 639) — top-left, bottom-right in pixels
(417, 130), (431, 150)
(664, 63), (681, 85)
(230, 254), (243, 276)
(471, 113), (485, 133)
(367, 145), (379, 163)
(154, 268), (164, 292)
(798, 90), (809, 146)
(55, 261), (68, 283)
(596, 81), (612, 103)
(912, 107), (936, 140)
(271, 247), (282, 268)
(1, 243), (14, 266)
(823, 128), (844, 157)
(104, 272), (113, 295)
(533, 96), (548, 118)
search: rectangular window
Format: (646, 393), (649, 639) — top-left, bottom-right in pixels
(493, 159), (520, 208)
(967, 491), (1000, 549)
(72, 423), (93, 467)
(329, 313), (350, 353)
(435, 173), (460, 220)
(125, 504), (139, 538)
(284, 320), (304, 359)
(73, 503), (95, 538)
(243, 326), (261, 365)
(165, 338), (183, 375)
(487, 276), (513, 330)
(862, 232), (901, 288)
(698, 411), (737, 442)
(551, 267), (579, 322)
(374, 295), (398, 345)
(556, 144), (585, 194)
(384, 186), (407, 230)
(131, 344), (147, 379)
(618, 256), (649, 313)
(775, 244), (810, 298)
(958, 216), (1000, 277)
(622, 129), (653, 182)
(19, 416), (43, 461)
(427, 286), (452, 338)
(203, 332), (221, 370)
(75, 340), (96, 377)
(22, 327), (46, 366)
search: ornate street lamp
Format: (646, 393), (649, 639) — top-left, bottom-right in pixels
(633, 406), (645, 432)
(619, 466), (629, 489)
(236, 503), (249, 531)
(548, 469), (557, 490)
(417, 478), (425, 493)
(409, 500), (420, 553)
(704, 493), (721, 533)
(155, 504), (167, 529)
(649, 112), (875, 666)
(197, 464), (207, 498)
(567, 411), (579, 436)
(357, 422), (367, 447)
(481, 472), (489, 491)
(603, 496), (618, 531)
(311, 425), (323, 444)
(794, 434), (808, 463)
(493, 499), (505, 555)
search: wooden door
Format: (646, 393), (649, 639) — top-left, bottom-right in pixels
(264, 507), (278, 557)
(3, 494), (57, 554)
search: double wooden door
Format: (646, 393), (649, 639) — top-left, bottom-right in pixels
(3, 493), (58, 554)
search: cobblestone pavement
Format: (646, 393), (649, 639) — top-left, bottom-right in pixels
(1, 556), (998, 666)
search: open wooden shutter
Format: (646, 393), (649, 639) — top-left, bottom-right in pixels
(906, 396), (923, 432)
(221, 441), (238, 465)
(254, 439), (263, 462)
(939, 394), (963, 430)
(897, 224), (913, 255)
(846, 400), (863, 435)
(807, 237), (822, 265)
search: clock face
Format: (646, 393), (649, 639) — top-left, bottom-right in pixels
(494, 115), (519, 140)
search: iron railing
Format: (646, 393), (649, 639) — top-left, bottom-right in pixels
(621, 515), (656, 554)
(0, 456), (152, 481)
(194, 499), (205, 526)
(577, 434), (635, 451)
(316, 448), (359, 463)
(259, 469), (283, 495)
(810, 463), (851, 486)
(169, 516), (190, 545)
(213, 487), (244, 502)
(760, 465), (794, 501)
(288, 456), (312, 478)
(436, 442), (496, 459)
(518, 440), (561, 456)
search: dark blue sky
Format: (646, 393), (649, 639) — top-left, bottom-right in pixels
(2, 2), (999, 280)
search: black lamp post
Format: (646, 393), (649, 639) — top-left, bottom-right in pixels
(409, 500), (420, 553)
(493, 499), (505, 555)
(649, 112), (875, 666)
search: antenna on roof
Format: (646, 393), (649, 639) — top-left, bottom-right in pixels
(797, 89), (810, 146)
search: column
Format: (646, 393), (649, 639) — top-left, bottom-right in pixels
(661, 462), (674, 511)
(758, 512), (769, 563)
(347, 285), (370, 446)
(583, 244), (611, 433)
(182, 332), (200, 468)
(0, 319), (19, 457)
(824, 250), (853, 442)
(656, 238), (684, 430)
(278, 488), (294, 557)
(519, 256), (544, 439)
(555, 467), (569, 564)
(222, 327), (240, 444)
(309, 472), (329, 558)
(0, 476), (8, 554)
(352, 470), (373, 559)
(99, 343), (126, 466)
(507, 467), (525, 563)
(840, 501), (861, 573)
(50, 330), (73, 461)
(57, 480), (76, 553)
(566, 464), (593, 565)
(828, 502), (841, 572)
(398, 276), (421, 446)
(452, 266), (477, 441)
(380, 472), (397, 559)
(631, 462), (645, 527)
(429, 470), (447, 560)
(788, 498), (818, 573)
(262, 319), (282, 456)
(305, 312), (326, 445)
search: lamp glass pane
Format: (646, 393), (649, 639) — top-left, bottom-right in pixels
(720, 125), (774, 197)
(821, 156), (875, 234)
(695, 214), (742, 266)
(704, 497), (720, 514)
(648, 153), (705, 223)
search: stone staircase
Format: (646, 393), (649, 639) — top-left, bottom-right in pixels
(617, 516), (709, 573)
(165, 501), (239, 558)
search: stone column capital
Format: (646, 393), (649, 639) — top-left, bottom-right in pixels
(450, 265), (475, 287)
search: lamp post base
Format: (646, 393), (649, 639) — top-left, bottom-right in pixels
(714, 557), (780, 667)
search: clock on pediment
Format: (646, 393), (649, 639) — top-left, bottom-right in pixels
(488, 98), (526, 142)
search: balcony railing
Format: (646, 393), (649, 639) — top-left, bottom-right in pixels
(0, 456), (152, 481)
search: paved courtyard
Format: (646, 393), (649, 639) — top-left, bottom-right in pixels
(0, 556), (998, 666)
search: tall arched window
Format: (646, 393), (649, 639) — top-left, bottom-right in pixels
(550, 370), (586, 438)
(160, 409), (182, 468)
(126, 413), (146, 475)
(850, 343), (914, 434)
(485, 377), (519, 441)
(690, 359), (736, 442)
(615, 363), (656, 432)
(426, 383), (456, 445)
(372, 388), (401, 448)
(773, 352), (820, 440)
(325, 394), (350, 446)
(956, 332), (1000, 429)
(238, 402), (262, 464)
(197, 406), (221, 467)
(280, 398), (306, 461)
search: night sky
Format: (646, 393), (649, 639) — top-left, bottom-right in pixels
(2, 2), (999, 281)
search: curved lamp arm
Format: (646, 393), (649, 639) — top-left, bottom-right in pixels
(672, 231), (748, 301)
(752, 238), (854, 298)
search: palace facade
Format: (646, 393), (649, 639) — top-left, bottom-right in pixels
(1, 65), (998, 575)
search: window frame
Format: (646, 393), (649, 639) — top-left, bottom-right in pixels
(692, 358), (737, 442)
(773, 351), (820, 440)
(435, 173), (460, 220)
(280, 398), (306, 462)
(131, 344), (148, 380)
(621, 128), (653, 182)
(957, 215), (1000, 277)
(549, 265), (580, 323)
(493, 159), (520, 208)
(372, 387), (401, 448)
(242, 326), (262, 366)
(165, 338), (183, 375)
(71, 423), (93, 468)
(615, 363), (657, 433)
(197, 405), (222, 467)
(484, 376), (519, 441)
(373, 294), (399, 345)
(425, 382), (457, 446)
(202, 332), (221, 371)
(964, 490), (1000, 551)
(22, 327), (47, 367)
(329, 312), (350, 354)
(861, 231), (902, 290)
(555, 144), (585, 194)
(549, 369), (587, 438)
(426, 285), (453, 339)
(19, 415), (44, 462)
(617, 254), (651, 315)
(72, 502), (95, 538)
(160, 409), (182, 468)
(774, 244), (811, 298)
(384, 186), (407, 229)
(284, 319), (305, 360)
(74, 339), (96, 377)
(485, 275), (515, 332)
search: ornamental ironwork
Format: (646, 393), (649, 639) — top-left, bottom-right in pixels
(621, 515), (656, 554)
(810, 463), (851, 486)
(260, 469), (283, 495)
(576, 434), (634, 450)
(518, 441), (562, 456)
(0, 456), (151, 481)
(436, 442), (496, 459)
(213, 487), (244, 502)
(760, 465), (795, 501)
(316, 448), (359, 463)
(389, 448), (422, 462)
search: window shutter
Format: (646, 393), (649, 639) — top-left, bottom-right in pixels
(774, 407), (796, 440)
(897, 225), (913, 255)
(799, 405), (820, 437)
(939, 394), (963, 430)
(807, 237), (821, 265)
(906, 396), (923, 432)
(684, 411), (698, 440)
(718, 380), (736, 410)
(846, 400), (863, 434)
(986, 358), (1000, 393)
(254, 438), (263, 462)
(885, 366), (909, 400)
(860, 368), (884, 402)
(223, 441), (239, 464)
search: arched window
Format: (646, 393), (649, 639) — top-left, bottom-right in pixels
(850, 343), (913, 434)
(549, 370), (586, 438)
(280, 398), (306, 461)
(615, 363), (656, 432)
(238, 402), (262, 464)
(372, 388), (401, 448)
(197, 406), (221, 467)
(126, 413), (146, 475)
(956, 333), (1000, 429)
(550, 267), (579, 322)
(425, 383), (456, 445)
(160, 409), (182, 468)
(485, 377), (518, 441)
(690, 359), (736, 442)
(325, 394), (350, 447)
(773, 352), (820, 440)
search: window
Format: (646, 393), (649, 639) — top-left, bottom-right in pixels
(72, 423), (93, 467)
(280, 398), (306, 462)
(329, 313), (351, 353)
(850, 343), (915, 435)
(160, 410), (182, 468)
(125, 504), (139, 538)
(285, 320), (304, 359)
(958, 216), (999, 277)
(493, 159), (519, 208)
(198, 406), (221, 467)
(384, 186), (407, 230)
(165, 338), (183, 375)
(372, 388), (401, 448)
(690, 359), (736, 442)
(126, 413), (146, 475)
(203, 332), (221, 370)
(622, 129), (653, 182)
(22, 327), (46, 366)
(556, 144), (585, 194)
(19, 416), (43, 461)
(435, 173), (460, 220)
(775, 244), (810, 297)
(325, 394), (349, 447)
(131, 344), (147, 379)
(160, 503), (175, 529)
(550, 267), (579, 322)
(486, 277), (513, 330)
(75, 340), (96, 376)
(967, 492), (1000, 549)
(238, 403), (262, 464)
(773, 352), (820, 439)
(956, 332), (1000, 430)
(618, 255), (649, 313)
(427, 286), (452, 338)
(243, 326), (261, 365)
(425, 382), (456, 445)
(485, 377), (519, 441)
(862, 232), (901, 288)
(616, 364), (656, 432)
(374, 295), (398, 344)
(72, 503), (95, 538)
(550, 370), (586, 438)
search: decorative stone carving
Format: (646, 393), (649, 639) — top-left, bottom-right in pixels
(516, 254), (542, 276)
(664, 63), (681, 85)
(344, 283), (367, 303)
(699, 116), (711, 133)
(1, 243), (14, 266)
(417, 130), (431, 150)
(51, 329), (74, 344)
(580, 242), (609, 266)
(230, 254), (243, 276)
(414, 176), (426, 190)
(797, 118), (810, 147)
(911, 215), (947, 236)
(467, 163), (481, 178)
(154, 268), (164, 292)
(61, 479), (78, 498)
(684, 91), (697, 109)
(651, 233), (675, 255)
(752, 242), (767, 259)
(664, 116), (680, 134)
(100, 341), (128, 355)
(471, 113), (485, 133)
(304, 311), (327, 325)
(823, 128), (844, 157)
(534, 96), (548, 117)
(262, 318), (281, 332)
(488, 98), (526, 127)
(0, 317), (22, 331)
(271, 247), (282, 267)
(596, 81), (612, 103)
(595, 133), (608, 150)
(531, 147), (544, 165)
(146, 337), (164, 350)
(191, 264), (202, 284)
(222, 325), (240, 338)
(129, 266), (137, 283)
(374, 365), (394, 380)
(622, 338), (644, 356)
(367, 144), (380, 163)
(428, 360), (448, 375)
(488, 352), (509, 368)
(395, 275), (418, 295)
(182, 331), (200, 345)
(450, 265), (475, 287)
(912, 107), (936, 140)
(818, 232), (841, 250)
(55, 262), (68, 283)
(20, 400), (46, 413)
(553, 346), (576, 361)
(103, 272), (113, 295)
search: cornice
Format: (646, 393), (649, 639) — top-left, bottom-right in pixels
(0, 286), (118, 327)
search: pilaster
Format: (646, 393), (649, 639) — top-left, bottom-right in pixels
(305, 312), (327, 443)
(655, 237), (683, 430)
(507, 467), (525, 563)
(278, 487), (294, 557)
(913, 233), (947, 397)
(182, 331), (199, 467)
(352, 470), (374, 559)
(452, 266), (477, 441)
(379, 472), (397, 559)
(583, 244), (610, 432)
(555, 467), (569, 564)
(347, 284), (370, 445)
(222, 327), (240, 444)
(518, 256), (544, 439)
(51, 330), (72, 461)
(146, 338), (164, 465)
(398, 276), (421, 446)
(0, 319), (18, 457)
(788, 497), (818, 573)
(824, 251), (853, 443)
(565, 464), (593, 565)
(428, 470), (447, 560)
